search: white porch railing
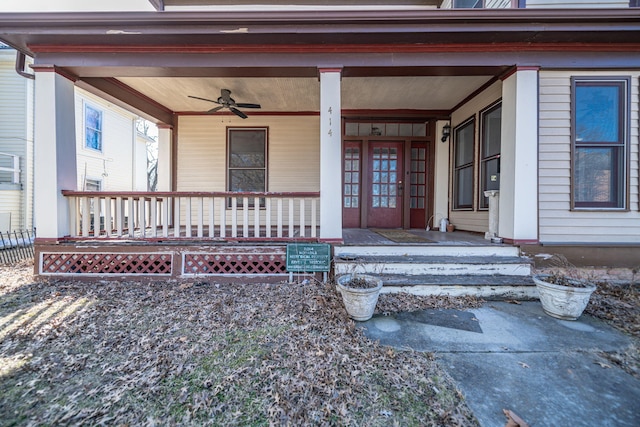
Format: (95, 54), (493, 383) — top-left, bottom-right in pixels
(62, 191), (320, 240)
(0, 152), (20, 184)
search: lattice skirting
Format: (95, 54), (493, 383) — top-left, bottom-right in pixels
(183, 252), (287, 275)
(40, 253), (173, 275)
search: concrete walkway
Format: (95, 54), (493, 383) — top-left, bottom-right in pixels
(361, 301), (640, 427)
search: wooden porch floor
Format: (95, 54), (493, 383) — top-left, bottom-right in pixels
(342, 228), (498, 246)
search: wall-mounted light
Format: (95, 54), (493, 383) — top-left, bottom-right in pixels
(441, 124), (451, 143)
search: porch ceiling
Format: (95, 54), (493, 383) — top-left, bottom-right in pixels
(116, 75), (493, 113)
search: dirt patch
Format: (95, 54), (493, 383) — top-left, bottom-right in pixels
(0, 263), (478, 426)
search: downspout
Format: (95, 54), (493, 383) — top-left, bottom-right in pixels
(15, 51), (34, 80)
(13, 50), (35, 231)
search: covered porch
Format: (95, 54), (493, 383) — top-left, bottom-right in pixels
(1, 9), (633, 279)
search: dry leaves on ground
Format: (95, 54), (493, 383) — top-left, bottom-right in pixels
(585, 280), (640, 378)
(0, 263), (478, 426)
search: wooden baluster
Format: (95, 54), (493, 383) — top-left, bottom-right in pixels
(219, 196), (226, 238)
(288, 198), (294, 238)
(277, 198), (283, 238)
(265, 198), (272, 238)
(104, 197), (112, 238)
(231, 197), (238, 238)
(299, 198), (306, 237)
(311, 198), (317, 238)
(209, 197), (215, 238)
(197, 197), (204, 238)
(243, 197), (249, 238)
(174, 196), (181, 237)
(150, 197), (157, 237)
(254, 197), (260, 238)
(185, 197), (192, 238)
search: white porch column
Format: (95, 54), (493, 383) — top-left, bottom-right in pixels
(33, 68), (77, 239)
(499, 68), (539, 243)
(319, 68), (342, 241)
(157, 125), (172, 191)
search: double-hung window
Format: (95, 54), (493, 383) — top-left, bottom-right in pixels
(453, 118), (475, 210)
(227, 128), (267, 207)
(571, 77), (629, 209)
(479, 102), (501, 209)
(84, 104), (103, 152)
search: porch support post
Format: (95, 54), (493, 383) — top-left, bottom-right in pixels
(157, 124), (172, 191)
(33, 67), (77, 239)
(319, 68), (342, 241)
(499, 67), (539, 243)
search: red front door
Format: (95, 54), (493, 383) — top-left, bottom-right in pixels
(367, 141), (404, 228)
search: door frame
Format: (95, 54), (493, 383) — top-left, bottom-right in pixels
(341, 119), (435, 229)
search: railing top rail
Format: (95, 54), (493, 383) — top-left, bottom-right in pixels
(0, 152), (19, 158)
(62, 190), (320, 198)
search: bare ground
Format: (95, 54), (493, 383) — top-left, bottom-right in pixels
(2, 262), (637, 426)
(0, 263), (479, 427)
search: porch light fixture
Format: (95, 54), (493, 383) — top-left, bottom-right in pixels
(441, 124), (451, 142)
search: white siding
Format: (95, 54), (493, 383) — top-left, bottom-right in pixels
(0, 48), (33, 230)
(75, 89), (140, 191)
(538, 70), (640, 244)
(177, 115), (320, 225)
(0, 189), (21, 232)
(449, 81), (502, 233)
(177, 115), (320, 192)
(525, 0), (629, 8)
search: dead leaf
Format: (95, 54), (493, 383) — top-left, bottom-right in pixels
(503, 408), (529, 427)
(595, 361), (612, 369)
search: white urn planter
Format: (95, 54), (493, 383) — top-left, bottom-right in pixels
(336, 274), (383, 321)
(533, 274), (597, 320)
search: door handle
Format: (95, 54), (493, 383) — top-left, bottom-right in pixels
(397, 180), (403, 196)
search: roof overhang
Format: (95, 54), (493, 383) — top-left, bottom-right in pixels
(1, 9), (638, 125)
(1, 9), (639, 58)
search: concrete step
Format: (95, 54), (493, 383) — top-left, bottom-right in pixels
(334, 244), (520, 258)
(334, 255), (532, 276)
(364, 273), (538, 299)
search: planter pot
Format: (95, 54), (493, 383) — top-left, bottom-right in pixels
(446, 224), (455, 232)
(532, 274), (596, 320)
(336, 274), (383, 321)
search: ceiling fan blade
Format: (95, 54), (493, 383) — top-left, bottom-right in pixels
(221, 89), (232, 102)
(235, 103), (261, 109)
(188, 95), (220, 104)
(207, 106), (225, 113)
(230, 107), (248, 119)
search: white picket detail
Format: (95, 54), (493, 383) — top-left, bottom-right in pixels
(64, 191), (319, 240)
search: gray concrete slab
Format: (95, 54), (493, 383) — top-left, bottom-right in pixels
(361, 302), (640, 427)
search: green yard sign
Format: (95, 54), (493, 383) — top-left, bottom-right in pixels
(286, 243), (331, 272)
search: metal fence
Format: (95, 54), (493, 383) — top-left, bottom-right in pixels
(0, 229), (35, 265)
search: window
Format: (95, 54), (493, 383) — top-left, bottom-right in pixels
(453, 118), (475, 210)
(453, 0), (483, 8)
(84, 178), (101, 191)
(571, 77), (629, 209)
(479, 102), (501, 209)
(84, 104), (103, 152)
(227, 128), (267, 207)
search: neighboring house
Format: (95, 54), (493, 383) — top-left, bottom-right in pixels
(0, 1), (638, 284)
(0, 46), (33, 233)
(0, 45), (149, 233)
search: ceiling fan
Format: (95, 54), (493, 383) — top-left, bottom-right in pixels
(188, 89), (261, 119)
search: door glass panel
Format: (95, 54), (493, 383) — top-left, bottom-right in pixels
(343, 146), (361, 210)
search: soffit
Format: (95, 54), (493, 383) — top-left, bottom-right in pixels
(117, 75), (493, 112)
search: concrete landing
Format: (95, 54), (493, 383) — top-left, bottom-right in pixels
(361, 301), (640, 427)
